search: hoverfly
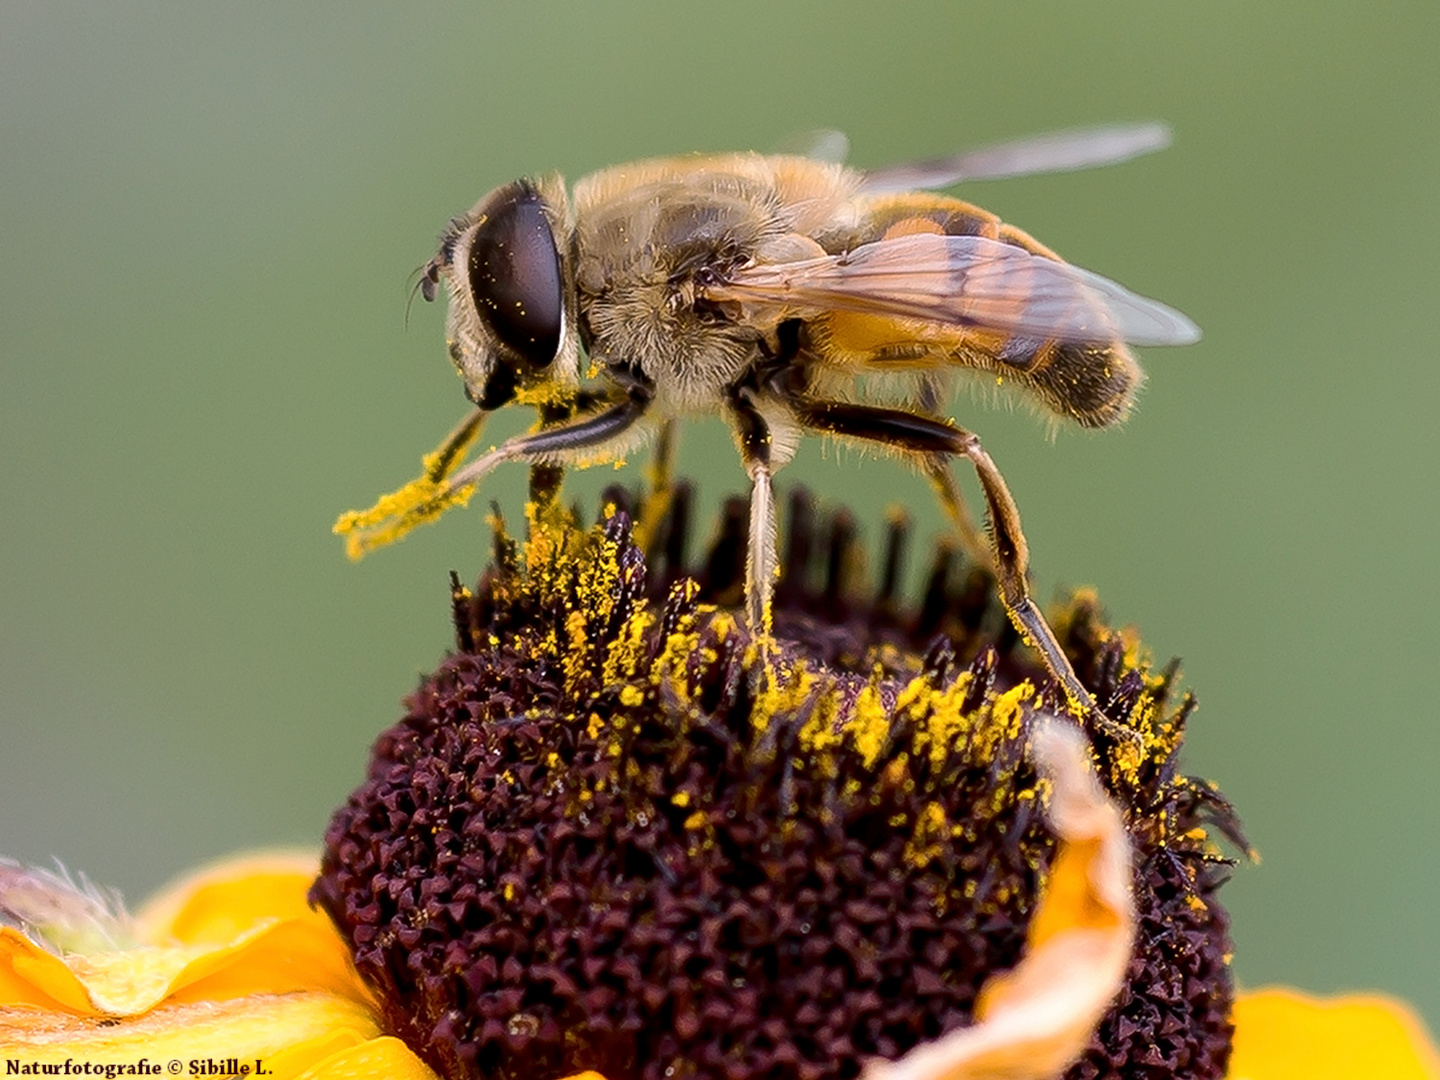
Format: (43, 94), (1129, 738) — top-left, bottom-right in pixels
(336, 123), (1198, 728)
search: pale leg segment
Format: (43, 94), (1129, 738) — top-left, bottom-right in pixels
(726, 386), (779, 640)
(745, 461), (777, 635)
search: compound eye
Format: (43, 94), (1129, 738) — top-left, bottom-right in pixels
(467, 184), (563, 367)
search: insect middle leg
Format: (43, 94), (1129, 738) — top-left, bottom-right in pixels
(726, 387), (778, 636)
(785, 397), (1118, 734)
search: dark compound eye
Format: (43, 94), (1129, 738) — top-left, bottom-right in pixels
(467, 184), (563, 367)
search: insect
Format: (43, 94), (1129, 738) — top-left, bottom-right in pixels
(336, 123), (1199, 729)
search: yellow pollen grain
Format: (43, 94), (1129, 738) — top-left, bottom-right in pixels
(877, 754), (910, 794)
(684, 811), (708, 831)
(671, 791), (690, 808)
(973, 682), (1033, 765)
(602, 612), (650, 687)
(905, 801), (950, 870)
(847, 675), (891, 770)
(619, 685), (644, 708)
(563, 609), (590, 693)
(514, 382), (577, 408)
(756, 664), (822, 743)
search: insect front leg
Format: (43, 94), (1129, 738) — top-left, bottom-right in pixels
(527, 389), (620, 506)
(783, 397), (1127, 742)
(443, 388), (654, 498)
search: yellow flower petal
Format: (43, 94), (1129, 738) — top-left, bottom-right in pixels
(259, 1027), (378, 1079)
(0, 929), (95, 1012)
(137, 849), (325, 943)
(0, 852), (373, 1017)
(1230, 988), (1440, 1080)
(0, 991), (378, 1073)
(159, 912), (376, 1009)
(287, 1034), (439, 1080)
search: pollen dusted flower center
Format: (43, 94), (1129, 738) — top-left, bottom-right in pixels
(312, 486), (1241, 1080)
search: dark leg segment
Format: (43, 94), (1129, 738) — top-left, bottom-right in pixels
(502, 393), (649, 458)
(912, 374), (992, 569)
(788, 398), (1114, 733)
(439, 390), (653, 503)
(529, 400), (576, 506)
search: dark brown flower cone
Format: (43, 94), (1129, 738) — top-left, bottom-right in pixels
(312, 485), (1242, 1080)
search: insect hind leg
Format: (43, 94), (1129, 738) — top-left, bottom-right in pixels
(912, 374), (992, 570)
(783, 396), (1132, 747)
(920, 454), (992, 572)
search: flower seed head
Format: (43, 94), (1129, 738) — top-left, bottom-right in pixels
(313, 487), (1240, 1080)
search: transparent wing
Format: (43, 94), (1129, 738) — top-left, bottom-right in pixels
(702, 232), (1200, 347)
(772, 128), (851, 164)
(859, 122), (1172, 194)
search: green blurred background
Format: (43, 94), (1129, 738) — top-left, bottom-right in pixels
(3, 0), (1437, 1028)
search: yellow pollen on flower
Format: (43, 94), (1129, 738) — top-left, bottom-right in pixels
(916, 671), (976, 774)
(563, 610), (590, 693)
(602, 613), (649, 688)
(975, 683), (1033, 765)
(847, 672), (891, 770)
(905, 801), (951, 870)
(753, 663), (821, 744)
